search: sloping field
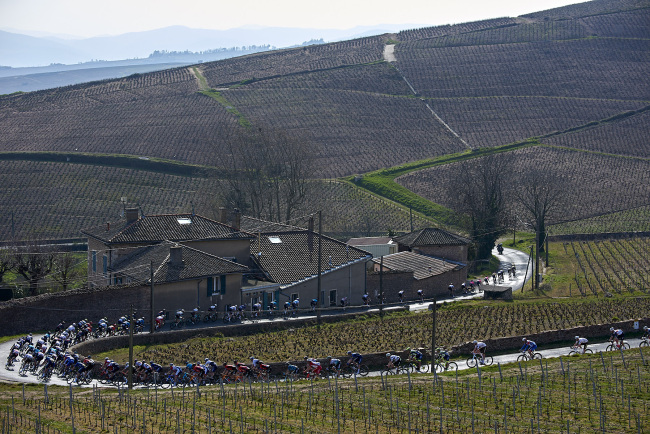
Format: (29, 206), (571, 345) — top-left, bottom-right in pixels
(427, 96), (644, 149)
(0, 161), (429, 240)
(543, 108), (650, 158)
(199, 35), (387, 87)
(0, 68), (242, 166)
(222, 89), (465, 178)
(395, 146), (650, 226)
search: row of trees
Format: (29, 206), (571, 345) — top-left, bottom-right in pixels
(454, 155), (566, 288)
(0, 247), (85, 298)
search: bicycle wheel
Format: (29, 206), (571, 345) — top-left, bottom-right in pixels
(483, 356), (494, 366)
(639, 341), (649, 348)
(584, 349), (593, 354)
(516, 354), (528, 362)
(466, 357), (477, 368)
(380, 368), (395, 376)
(621, 342), (630, 350)
(533, 353), (543, 360)
(605, 344), (615, 352)
(418, 363), (430, 374)
(567, 350), (579, 356)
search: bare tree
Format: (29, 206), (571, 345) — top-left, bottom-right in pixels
(214, 127), (315, 223)
(453, 155), (508, 261)
(516, 169), (567, 288)
(12, 245), (55, 296)
(0, 249), (13, 285)
(51, 252), (85, 292)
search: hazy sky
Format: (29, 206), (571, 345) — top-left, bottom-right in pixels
(0, 0), (588, 38)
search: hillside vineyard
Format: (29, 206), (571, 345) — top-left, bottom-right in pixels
(0, 0), (648, 240)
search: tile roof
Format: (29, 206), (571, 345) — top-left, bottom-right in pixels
(240, 216), (305, 234)
(252, 231), (371, 286)
(82, 214), (253, 244)
(393, 228), (471, 247)
(372, 251), (464, 280)
(110, 241), (248, 284)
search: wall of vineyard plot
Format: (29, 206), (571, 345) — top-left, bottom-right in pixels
(522, 0), (649, 20)
(396, 17), (518, 42)
(544, 109), (650, 159)
(199, 34), (387, 87)
(0, 68), (243, 166)
(395, 146), (650, 227)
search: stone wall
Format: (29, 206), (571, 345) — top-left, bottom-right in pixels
(449, 318), (649, 355)
(0, 285), (151, 336)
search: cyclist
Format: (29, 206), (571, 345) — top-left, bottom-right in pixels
(362, 294), (370, 306)
(6, 347), (20, 367)
(573, 336), (589, 353)
(235, 360), (252, 378)
(249, 356), (262, 371)
(303, 356), (322, 378)
(174, 309), (184, 326)
(386, 353), (401, 370)
(291, 298), (300, 313)
(346, 351), (363, 374)
(222, 362), (237, 381)
(310, 298), (318, 312)
(643, 326), (650, 341)
(155, 312), (165, 330)
(169, 363), (183, 384)
(226, 304), (237, 321)
(340, 297), (348, 308)
(521, 338), (537, 358)
(327, 356), (342, 376)
(417, 289), (424, 303)
(448, 283), (454, 298)
(609, 327), (625, 348)
(461, 283), (467, 294)
(190, 308), (200, 323)
(406, 347), (423, 371)
(283, 301), (292, 316)
(252, 302), (262, 317)
(435, 346), (451, 370)
(285, 362), (300, 377)
(398, 290), (404, 303)
(268, 301), (277, 316)
(472, 340), (487, 364)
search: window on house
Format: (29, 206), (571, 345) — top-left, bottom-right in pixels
(92, 251), (97, 272)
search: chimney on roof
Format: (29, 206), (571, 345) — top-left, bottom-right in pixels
(233, 208), (241, 231)
(169, 246), (183, 266)
(125, 208), (139, 223)
(219, 207), (227, 224)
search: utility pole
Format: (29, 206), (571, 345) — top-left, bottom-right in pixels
(431, 297), (437, 362)
(150, 262), (154, 334)
(128, 304), (134, 390)
(523, 245), (533, 293)
(379, 256), (384, 318)
(545, 230), (549, 267)
(317, 210), (322, 328)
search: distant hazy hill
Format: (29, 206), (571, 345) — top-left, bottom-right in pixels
(0, 25), (404, 68)
(0, 0), (648, 241)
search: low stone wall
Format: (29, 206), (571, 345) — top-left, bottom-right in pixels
(449, 318), (649, 356)
(483, 286), (513, 301)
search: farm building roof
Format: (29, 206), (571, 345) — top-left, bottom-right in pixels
(371, 251), (464, 280)
(82, 213), (253, 244)
(251, 230), (371, 286)
(109, 241), (248, 284)
(393, 228), (471, 247)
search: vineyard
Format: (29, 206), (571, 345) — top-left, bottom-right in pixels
(98, 297), (650, 366)
(549, 205), (650, 235)
(543, 108), (650, 159)
(395, 146), (650, 228)
(546, 237), (650, 297)
(2, 345), (648, 432)
(199, 35), (387, 87)
(0, 161), (431, 241)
